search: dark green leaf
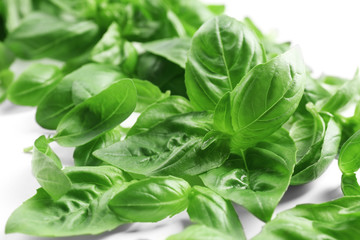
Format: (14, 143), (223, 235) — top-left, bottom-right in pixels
(128, 95), (194, 136)
(94, 112), (230, 177)
(54, 79), (136, 147)
(5, 12), (99, 60)
(253, 197), (360, 240)
(201, 128), (296, 222)
(7, 63), (62, 106)
(109, 176), (190, 222)
(185, 15), (265, 111)
(6, 166), (129, 237)
(32, 136), (71, 200)
(141, 37), (191, 68)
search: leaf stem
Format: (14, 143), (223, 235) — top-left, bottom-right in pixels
(240, 150), (249, 172)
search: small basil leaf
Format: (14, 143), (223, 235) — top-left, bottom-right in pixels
(228, 47), (305, 151)
(339, 129), (360, 196)
(187, 186), (245, 239)
(5, 13), (99, 60)
(141, 38), (191, 68)
(54, 79), (136, 147)
(136, 52), (187, 97)
(0, 42), (15, 70)
(91, 22), (138, 74)
(185, 15), (265, 111)
(32, 136), (71, 200)
(74, 125), (125, 166)
(0, 69), (13, 103)
(108, 176), (190, 222)
(132, 79), (167, 112)
(7, 63), (62, 106)
(253, 197), (360, 240)
(128, 95), (194, 136)
(94, 112), (230, 177)
(5, 166), (129, 237)
(201, 128), (296, 222)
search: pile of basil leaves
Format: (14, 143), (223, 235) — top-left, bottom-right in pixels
(2, 0), (360, 239)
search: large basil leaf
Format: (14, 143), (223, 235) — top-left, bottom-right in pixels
(136, 52), (186, 97)
(253, 197), (360, 240)
(339, 129), (360, 196)
(141, 37), (191, 68)
(185, 15), (265, 111)
(215, 47), (305, 151)
(5, 12), (99, 60)
(0, 69), (13, 103)
(290, 105), (341, 185)
(36, 63), (126, 130)
(54, 79), (136, 147)
(5, 166), (129, 237)
(94, 112), (230, 177)
(91, 22), (137, 74)
(7, 63), (62, 106)
(201, 128), (296, 222)
(74, 125), (125, 166)
(32, 136), (71, 200)
(187, 186), (245, 239)
(109, 176), (190, 222)
(128, 96), (194, 136)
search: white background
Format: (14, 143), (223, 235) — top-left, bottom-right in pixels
(1, 0), (360, 239)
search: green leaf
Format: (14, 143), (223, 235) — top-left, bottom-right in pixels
(0, 69), (13, 103)
(32, 136), (71, 200)
(185, 15), (265, 111)
(136, 52), (187, 97)
(201, 128), (296, 222)
(141, 37), (191, 68)
(36, 63), (125, 130)
(187, 186), (245, 239)
(94, 112), (230, 177)
(339, 129), (360, 196)
(54, 79), (136, 147)
(5, 12), (99, 60)
(6, 166), (129, 237)
(91, 22), (138, 74)
(132, 79), (166, 112)
(7, 63), (62, 106)
(128, 95), (194, 136)
(290, 106), (341, 185)
(0, 41), (15, 70)
(167, 225), (233, 240)
(74, 125), (125, 166)
(223, 47), (305, 151)
(253, 197), (360, 240)
(109, 176), (190, 222)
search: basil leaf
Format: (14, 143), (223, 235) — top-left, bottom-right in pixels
(185, 15), (265, 111)
(0, 42), (14, 70)
(109, 176), (190, 222)
(253, 197), (360, 240)
(133, 79), (166, 112)
(128, 95), (194, 136)
(32, 136), (71, 200)
(7, 63), (62, 106)
(5, 12), (99, 60)
(201, 128), (296, 222)
(339, 129), (360, 196)
(6, 166), (129, 237)
(290, 105), (341, 185)
(74, 125), (125, 166)
(217, 47), (305, 151)
(136, 52), (187, 97)
(141, 37), (191, 68)
(36, 63), (126, 130)
(91, 22), (137, 74)
(94, 112), (230, 177)
(187, 186), (245, 239)
(54, 79), (136, 147)
(0, 69), (13, 103)
(167, 225), (233, 240)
